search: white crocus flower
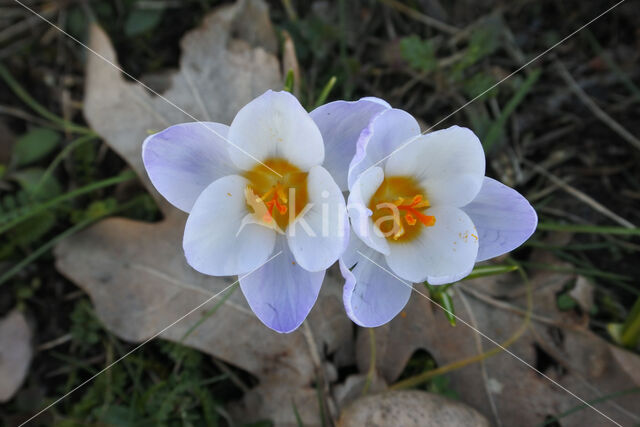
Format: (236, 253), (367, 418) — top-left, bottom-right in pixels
(331, 105), (537, 327)
(142, 90), (348, 333)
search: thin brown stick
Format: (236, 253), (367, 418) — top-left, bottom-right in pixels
(555, 59), (640, 151)
(524, 159), (636, 228)
(377, 0), (459, 35)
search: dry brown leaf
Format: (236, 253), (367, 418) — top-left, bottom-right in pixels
(82, 0), (281, 215)
(54, 1), (353, 424)
(338, 390), (489, 427)
(0, 310), (33, 402)
(355, 261), (640, 426)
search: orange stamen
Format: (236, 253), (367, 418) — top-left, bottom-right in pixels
(397, 196), (435, 228)
(405, 213), (417, 226)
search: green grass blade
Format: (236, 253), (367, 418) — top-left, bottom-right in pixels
(539, 387), (640, 426)
(537, 222), (640, 236)
(483, 68), (541, 151)
(179, 284), (238, 342)
(0, 63), (93, 135)
(463, 264), (519, 281)
(0, 170), (136, 235)
(33, 133), (98, 194)
(0, 196), (143, 286)
(314, 76), (337, 108)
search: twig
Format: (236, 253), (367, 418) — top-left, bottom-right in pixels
(459, 285), (566, 328)
(555, 60), (640, 151)
(37, 333), (72, 351)
(377, 0), (459, 35)
(524, 159), (636, 229)
(457, 289), (501, 427)
(0, 7), (57, 44)
(212, 359), (250, 393)
(302, 321), (336, 425)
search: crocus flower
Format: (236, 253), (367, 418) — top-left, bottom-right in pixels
(338, 105), (538, 327)
(142, 90), (351, 333)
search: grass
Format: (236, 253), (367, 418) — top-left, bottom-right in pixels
(1, 0), (639, 425)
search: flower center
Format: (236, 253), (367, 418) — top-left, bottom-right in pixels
(368, 175), (436, 243)
(243, 158), (309, 231)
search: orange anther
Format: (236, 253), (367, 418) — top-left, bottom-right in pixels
(415, 212), (436, 227)
(405, 213), (417, 226)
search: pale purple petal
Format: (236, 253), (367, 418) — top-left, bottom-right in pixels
(462, 177), (537, 262)
(240, 238), (325, 333)
(228, 90), (324, 171)
(385, 206), (479, 284)
(183, 175), (276, 276)
(384, 126), (486, 208)
(142, 122), (237, 212)
(310, 98), (389, 191)
(341, 248), (412, 327)
(287, 166), (348, 272)
(359, 97), (392, 108)
(348, 108), (420, 190)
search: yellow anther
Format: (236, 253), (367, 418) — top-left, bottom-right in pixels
(276, 184), (288, 203)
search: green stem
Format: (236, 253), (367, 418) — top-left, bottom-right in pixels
(537, 222), (640, 235)
(0, 170), (136, 235)
(361, 327), (376, 395)
(0, 63), (93, 135)
(33, 133), (98, 194)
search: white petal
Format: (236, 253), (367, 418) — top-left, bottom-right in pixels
(348, 108), (421, 189)
(384, 126), (485, 207)
(228, 90), (324, 171)
(287, 166), (348, 272)
(240, 237), (324, 333)
(341, 248), (412, 327)
(142, 122), (237, 212)
(463, 177), (538, 262)
(385, 206), (479, 284)
(346, 167), (390, 255)
(310, 98), (389, 191)
(341, 226), (370, 269)
(183, 175), (276, 276)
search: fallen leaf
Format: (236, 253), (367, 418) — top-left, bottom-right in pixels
(569, 275), (595, 313)
(338, 390), (490, 427)
(82, 0), (281, 214)
(55, 1), (352, 423)
(0, 310), (33, 403)
(356, 256), (640, 426)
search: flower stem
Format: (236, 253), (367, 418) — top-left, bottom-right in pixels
(362, 327), (376, 395)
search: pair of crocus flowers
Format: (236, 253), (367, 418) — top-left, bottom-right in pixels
(142, 90), (537, 333)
